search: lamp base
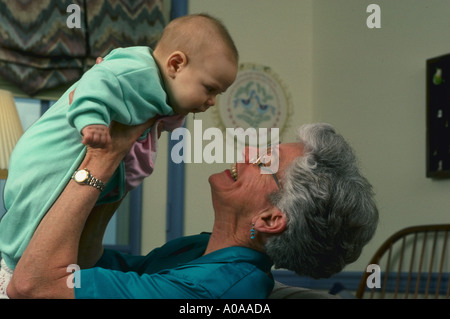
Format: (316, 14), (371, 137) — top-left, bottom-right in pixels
(0, 169), (7, 179)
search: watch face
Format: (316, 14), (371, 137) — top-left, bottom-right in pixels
(75, 170), (88, 182)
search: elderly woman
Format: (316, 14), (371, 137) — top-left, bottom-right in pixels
(5, 120), (378, 299)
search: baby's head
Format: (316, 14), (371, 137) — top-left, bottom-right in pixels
(153, 14), (238, 116)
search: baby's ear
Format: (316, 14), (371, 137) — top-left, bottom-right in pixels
(166, 51), (187, 77)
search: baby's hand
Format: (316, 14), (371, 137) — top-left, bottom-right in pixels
(81, 124), (111, 148)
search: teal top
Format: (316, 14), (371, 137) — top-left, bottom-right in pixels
(74, 234), (275, 299)
(0, 47), (174, 270)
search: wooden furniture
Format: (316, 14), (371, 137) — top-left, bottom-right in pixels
(356, 224), (450, 299)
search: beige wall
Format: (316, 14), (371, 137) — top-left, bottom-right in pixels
(141, 0), (450, 273)
(312, 0), (450, 271)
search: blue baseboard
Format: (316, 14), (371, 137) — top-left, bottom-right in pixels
(272, 270), (450, 295)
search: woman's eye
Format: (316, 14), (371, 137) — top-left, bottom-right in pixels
(260, 155), (272, 166)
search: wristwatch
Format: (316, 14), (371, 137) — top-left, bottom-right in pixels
(71, 168), (105, 192)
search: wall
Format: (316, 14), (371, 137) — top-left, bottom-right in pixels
(141, 0), (450, 276)
(312, 0), (450, 271)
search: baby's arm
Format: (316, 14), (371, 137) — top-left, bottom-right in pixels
(81, 124), (111, 148)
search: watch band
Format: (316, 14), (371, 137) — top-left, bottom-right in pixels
(72, 168), (105, 192)
(86, 175), (105, 192)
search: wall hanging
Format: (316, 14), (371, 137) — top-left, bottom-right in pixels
(426, 53), (450, 178)
(0, 0), (166, 96)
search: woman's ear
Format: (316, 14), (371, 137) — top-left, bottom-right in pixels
(254, 209), (287, 235)
(166, 51), (187, 78)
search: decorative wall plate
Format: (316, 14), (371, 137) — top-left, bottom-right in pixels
(214, 63), (292, 147)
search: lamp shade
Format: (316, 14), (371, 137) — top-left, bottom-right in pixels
(0, 89), (23, 179)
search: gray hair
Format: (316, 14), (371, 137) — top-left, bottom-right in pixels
(265, 123), (378, 279)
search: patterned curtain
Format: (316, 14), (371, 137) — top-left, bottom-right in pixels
(0, 0), (167, 96)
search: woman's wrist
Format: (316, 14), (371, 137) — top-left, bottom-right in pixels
(78, 147), (124, 184)
(77, 119), (156, 183)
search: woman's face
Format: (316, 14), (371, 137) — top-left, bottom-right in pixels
(208, 142), (304, 214)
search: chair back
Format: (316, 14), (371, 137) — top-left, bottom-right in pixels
(356, 224), (450, 299)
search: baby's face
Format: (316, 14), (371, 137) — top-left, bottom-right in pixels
(167, 50), (237, 116)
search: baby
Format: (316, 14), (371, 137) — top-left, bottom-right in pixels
(0, 13), (238, 280)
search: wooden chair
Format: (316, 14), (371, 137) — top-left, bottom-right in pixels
(356, 224), (450, 299)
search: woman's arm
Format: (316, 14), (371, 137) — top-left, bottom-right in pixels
(77, 199), (124, 269)
(7, 120), (155, 299)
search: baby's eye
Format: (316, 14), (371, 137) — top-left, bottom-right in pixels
(204, 85), (220, 95)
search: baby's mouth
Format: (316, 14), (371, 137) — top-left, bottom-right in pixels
(230, 163), (238, 181)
